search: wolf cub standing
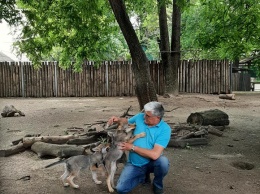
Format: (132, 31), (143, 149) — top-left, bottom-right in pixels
(45, 143), (109, 189)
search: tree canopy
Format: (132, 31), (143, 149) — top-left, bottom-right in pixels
(1, 0), (259, 77)
(14, 0), (131, 69)
(181, 0), (260, 61)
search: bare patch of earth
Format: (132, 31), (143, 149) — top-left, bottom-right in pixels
(0, 93), (260, 194)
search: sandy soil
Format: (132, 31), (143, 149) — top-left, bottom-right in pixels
(0, 93), (260, 194)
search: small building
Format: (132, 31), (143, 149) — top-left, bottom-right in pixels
(0, 51), (15, 62)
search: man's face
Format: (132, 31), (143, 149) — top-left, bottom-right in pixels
(144, 111), (160, 126)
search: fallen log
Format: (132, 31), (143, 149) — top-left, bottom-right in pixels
(219, 94), (235, 100)
(66, 135), (100, 145)
(31, 142), (85, 158)
(168, 138), (208, 148)
(207, 125), (223, 136)
(23, 135), (77, 148)
(178, 132), (195, 140)
(187, 109), (229, 126)
(0, 142), (26, 157)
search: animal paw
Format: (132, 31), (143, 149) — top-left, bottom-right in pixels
(95, 180), (102, 184)
(140, 132), (146, 137)
(108, 187), (114, 193)
(63, 183), (69, 187)
(73, 185), (79, 189)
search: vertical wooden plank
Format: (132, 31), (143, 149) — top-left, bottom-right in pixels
(17, 62), (21, 96)
(216, 60), (220, 94)
(220, 60), (224, 93)
(56, 64), (60, 97)
(85, 62), (88, 97)
(27, 62), (31, 97)
(206, 60), (210, 94)
(211, 60), (215, 94)
(191, 61), (195, 93)
(195, 60), (199, 93)
(100, 61), (106, 96)
(98, 62), (102, 96)
(13, 62), (17, 96)
(118, 61), (122, 96)
(25, 62), (28, 97)
(128, 61), (133, 96)
(0, 62), (3, 97)
(122, 61), (126, 96)
(186, 60), (190, 93)
(38, 64), (41, 97)
(110, 61), (114, 97)
(2, 62), (7, 97)
(85, 62), (89, 96)
(101, 62), (106, 96)
(179, 60), (182, 92)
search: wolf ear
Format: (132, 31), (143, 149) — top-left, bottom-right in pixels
(101, 146), (110, 154)
(91, 144), (102, 152)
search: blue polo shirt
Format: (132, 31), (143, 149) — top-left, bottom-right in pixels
(128, 113), (171, 167)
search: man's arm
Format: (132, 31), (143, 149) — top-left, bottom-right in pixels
(119, 142), (164, 160)
(107, 116), (128, 126)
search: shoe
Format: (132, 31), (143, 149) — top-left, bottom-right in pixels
(153, 184), (164, 194)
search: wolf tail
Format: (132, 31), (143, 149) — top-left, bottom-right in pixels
(45, 159), (66, 168)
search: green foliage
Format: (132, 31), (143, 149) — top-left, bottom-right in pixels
(0, 0), (22, 25)
(14, 0), (129, 69)
(181, 0), (260, 61)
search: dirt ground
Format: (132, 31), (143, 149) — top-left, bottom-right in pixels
(0, 93), (260, 194)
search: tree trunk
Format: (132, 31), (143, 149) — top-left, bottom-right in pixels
(108, 0), (158, 110)
(157, 0), (172, 96)
(170, 0), (181, 95)
(187, 109), (230, 126)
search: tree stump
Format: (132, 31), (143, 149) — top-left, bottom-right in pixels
(1, 105), (25, 117)
(187, 109), (229, 126)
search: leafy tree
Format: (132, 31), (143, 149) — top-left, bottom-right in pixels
(15, 0), (129, 70)
(181, 0), (260, 63)
(0, 0), (22, 25)
(108, 0), (158, 109)
(12, 0), (159, 108)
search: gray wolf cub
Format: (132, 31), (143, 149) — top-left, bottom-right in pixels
(105, 123), (145, 193)
(45, 143), (109, 189)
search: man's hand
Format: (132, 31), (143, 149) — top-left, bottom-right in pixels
(118, 142), (132, 151)
(107, 116), (120, 126)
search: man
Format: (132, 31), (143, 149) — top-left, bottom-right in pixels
(107, 101), (171, 194)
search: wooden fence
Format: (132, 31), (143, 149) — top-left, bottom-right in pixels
(0, 60), (243, 97)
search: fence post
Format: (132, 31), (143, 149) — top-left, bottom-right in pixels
(54, 61), (58, 97)
(105, 61), (108, 96)
(20, 61), (25, 97)
(229, 62), (233, 93)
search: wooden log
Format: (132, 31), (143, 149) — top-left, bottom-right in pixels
(22, 135), (77, 148)
(66, 135), (99, 145)
(187, 109), (229, 126)
(0, 143), (26, 157)
(178, 132), (195, 140)
(219, 94), (235, 100)
(193, 129), (208, 136)
(207, 125), (223, 136)
(168, 138), (208, 148)
(31, 142), (84, 158)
